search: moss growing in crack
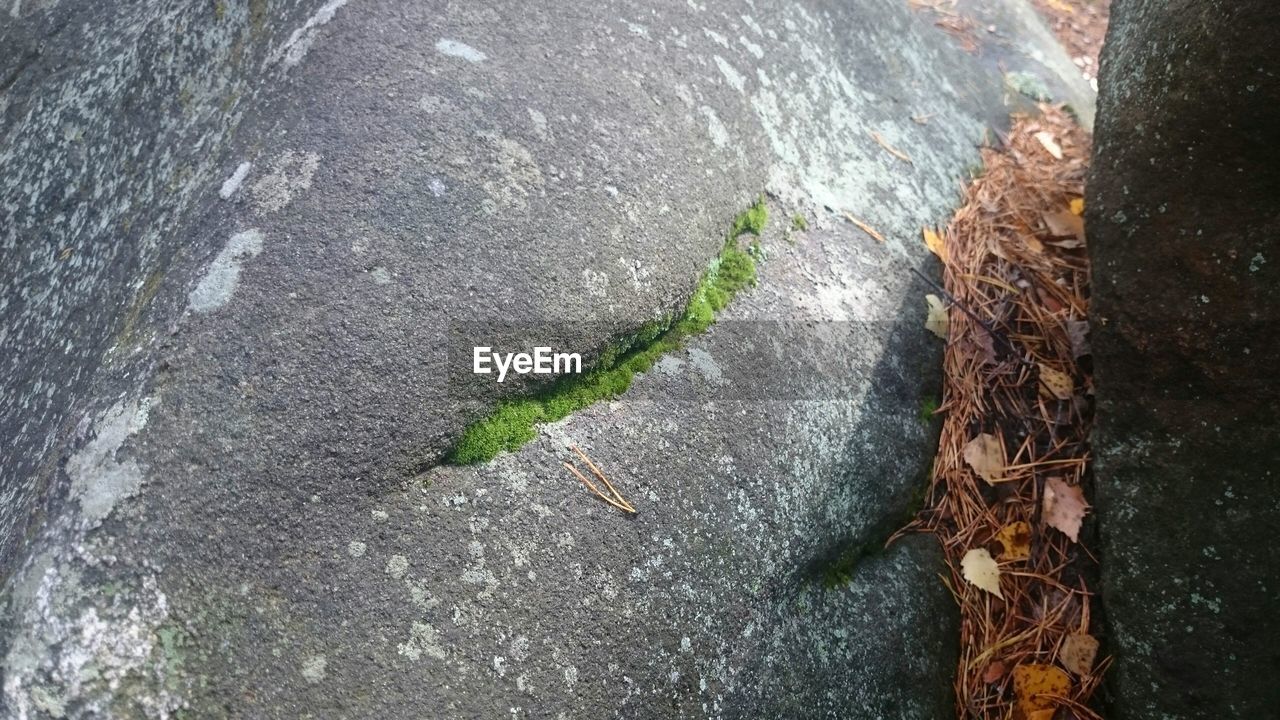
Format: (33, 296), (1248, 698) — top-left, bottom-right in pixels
(791, 213), (808, 231)
(448, 200), (767, 464)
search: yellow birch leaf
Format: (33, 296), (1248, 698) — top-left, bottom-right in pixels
(925, 294), (949, 339)
(1038, 363), (1074, 400)
(1013, 664), (1071, 716)
(1059, 633), (1099, 676)
(923, 227), (947, 262)
(995, 521), (1032, 561)
(1044, 476), (1089, 542)
(963, 432), (1006, 484)
(961, 548), (1003, 599)
(1070, 197), (1085, 215)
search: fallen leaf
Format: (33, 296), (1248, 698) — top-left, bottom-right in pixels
(1013, 664), (1071, 716)
(1069, 197), (1085, 215)
(967, 326), (998, 365)
(843, 211), (886, 243)
(983, 660), (1007, 684)
(1065, 319), (1091, 359)
(925, 294), (949, 339)
(1038, 363), (1073, 400)
(1059, 633), (1099, 676)
(1034, 131), (1063, 159)
(1043, 210), (1085, 240)
(995, 521), (1032, 561)
(1043, 476), (1089, 542)
(923, 227), (947, 262)
(961, 548), (1003, 599)
(963, 433), (1006, 484)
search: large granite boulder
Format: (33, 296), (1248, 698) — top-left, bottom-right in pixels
(1, 0), (1087, 716)
(1089, 1), (1280, 716)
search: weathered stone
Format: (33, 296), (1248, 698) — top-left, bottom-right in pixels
(1088, 1), (1280, 715)
(2, 0), (1087, 716)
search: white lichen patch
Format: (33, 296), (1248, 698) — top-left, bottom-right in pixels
(476, 135), (545, 215)
(301, 655), (328, 683)
(218, 161), (252, 199)
(3, 551), (180, 720)
(265, 0), (352, 71)
(435, 39), (487, 63)
(250, 150), (321, 214)
(713, 55), (746, 93)
(687, 348), (726, 386)
(187, 229), (264, 314)
(398, 622), (447, 662)
(347, 540), (367, 558)
(386, 554), (409, 579)
(700, 106), (731, 149)
(66, 396), (156, 527)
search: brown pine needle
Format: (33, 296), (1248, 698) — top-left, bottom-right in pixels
(842, 211), (886, 243)
(563, 461), (634, 514)
(870, 130), (913, 164)
(570, 445), (635, 512)
(902, 105), (1103, 720)
(565, 446), (636, 514)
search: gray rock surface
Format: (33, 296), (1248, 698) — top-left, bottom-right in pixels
(2, 0), (1088, 717)
(1088, 1), (1280, 716)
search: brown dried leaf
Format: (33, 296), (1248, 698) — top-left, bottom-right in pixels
(963, 433), (1006, 484)
(1066, 319), (1091, 359)
(1038, 363), (1074, 400)
(1013, 663), (1071, 716)
(1059, 633), (1099, 676)
(968, 326), (998, 365)
(961, 548), (1003, 599)
(925, 294), (949, 339)
(995, 521), (1032, 561)
(1043, 209), (1085, 240)
(983, 660), (1007, 684)
(1043, 476), (1089, 542)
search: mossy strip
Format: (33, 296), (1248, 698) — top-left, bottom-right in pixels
(448, 198), (767, 464)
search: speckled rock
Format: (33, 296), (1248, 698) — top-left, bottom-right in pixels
(2, 0), (1087, 717)
(1088, 1), (1280, 716)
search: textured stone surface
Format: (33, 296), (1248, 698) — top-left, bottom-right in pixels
(1088, 1), (1280, 716)
(2, 0), (1087, 716)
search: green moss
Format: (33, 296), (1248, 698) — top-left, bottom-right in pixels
(730, 195), (768, 238)
(919, 396), (939, 425)
(791, 213), (808, 231)
(448, 200), (766, 464)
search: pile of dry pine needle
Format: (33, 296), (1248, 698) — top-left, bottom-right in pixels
(894, 104), (1106, 719)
